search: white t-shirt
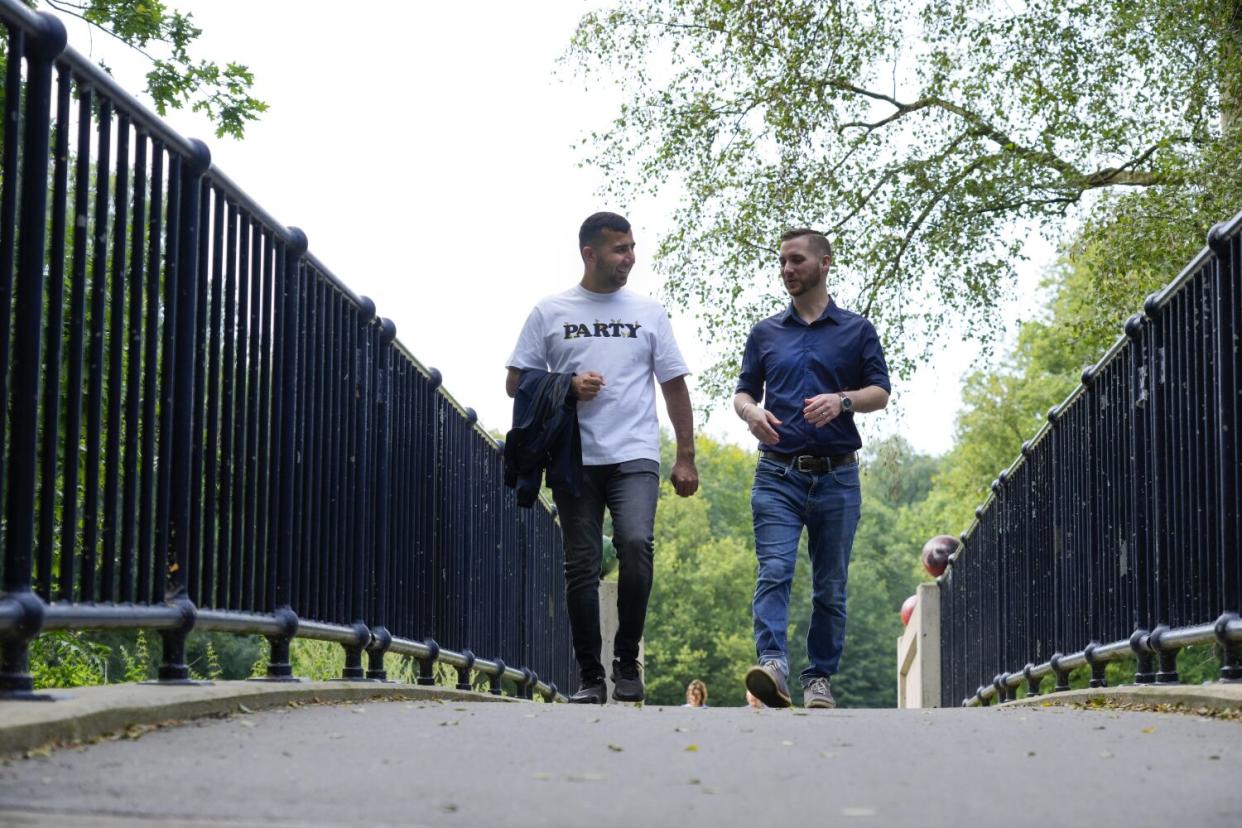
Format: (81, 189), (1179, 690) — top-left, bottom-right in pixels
(506, 285), (689, 465)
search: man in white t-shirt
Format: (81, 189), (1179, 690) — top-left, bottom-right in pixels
(505, 212), (699, 704)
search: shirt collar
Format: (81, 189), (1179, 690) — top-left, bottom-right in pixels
(781, 297), (844, 327)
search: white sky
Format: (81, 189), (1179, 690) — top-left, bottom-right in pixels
(52, 0), (1052, 458)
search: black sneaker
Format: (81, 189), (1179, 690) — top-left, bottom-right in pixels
(744, 661), (791, 708)
(611, 659), (644, 702)
(568, 676), (607, 704)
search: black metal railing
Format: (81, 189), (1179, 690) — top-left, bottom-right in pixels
(0, 1), (571, 701)
(938, 207), (1242, 707)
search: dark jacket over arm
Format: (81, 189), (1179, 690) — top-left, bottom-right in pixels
(503, 369), (582, 508)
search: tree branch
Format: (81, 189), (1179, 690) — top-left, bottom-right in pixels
(861, 153), (1001, 316)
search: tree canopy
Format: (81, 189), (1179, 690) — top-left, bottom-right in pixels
(568, 0), (1242, 395)
(21, 0), (266, 138)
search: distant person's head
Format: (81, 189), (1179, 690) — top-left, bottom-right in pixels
(746, 690), (764, 709)
(685, 679), (708, 707)
(579, 212), (634, 292)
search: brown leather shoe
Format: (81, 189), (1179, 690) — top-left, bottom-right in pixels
(744, 662), (791, 708)
(803, 676), (835, 709)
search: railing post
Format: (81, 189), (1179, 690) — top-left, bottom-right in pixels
(1214, 613), (1242, 682)
(1049, 653), (1070, 693)
(0, 11), (64, 698)
(490, 658), (506, 696)
(417, 638), (440, 686)
(365, 626), (392, 681)
(455, 650), (476, 691)
(367, 319), (397, 681)
(343, 297), (375, 679)
(339, 621), (370, 681)
(1208, 222), (1240, 668)
(1022, 663), (1040, 697)
(1148, 625), (1180, 684)
(259, 228), (308, 681)
(1130, 629), (1156, 685)
(154, 137), (211, 683)
(1084, 642), (1106, 688)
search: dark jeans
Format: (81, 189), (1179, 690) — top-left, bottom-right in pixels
(552, 459), (659, 681)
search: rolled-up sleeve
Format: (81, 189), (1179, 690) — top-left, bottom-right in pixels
(735, 328), (765, 401)
(860, 321), (891, 393)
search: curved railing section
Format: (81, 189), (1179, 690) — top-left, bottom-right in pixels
(939, 207), (1242, 707)
(0, 1), (570, 701)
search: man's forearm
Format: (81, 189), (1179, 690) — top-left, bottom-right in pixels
(733, 392), (759, 420)
(845, 385), (889, 414)
(661, 376), (696, 458)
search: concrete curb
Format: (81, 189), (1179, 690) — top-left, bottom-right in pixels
(997, 682), (1242, 713)
(0, 680), (523, 756)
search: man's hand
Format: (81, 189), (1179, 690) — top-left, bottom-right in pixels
(743, 403), (782, 445)
(670, 455), (699, 497)
(571, 371), (605, 401)
(803, 393), (844, 427)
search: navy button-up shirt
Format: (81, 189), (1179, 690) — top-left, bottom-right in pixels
(735, 299), (890, 456)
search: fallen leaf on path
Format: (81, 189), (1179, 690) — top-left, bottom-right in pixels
(781, 740), (794, 746)
(685, 744), (699, 752)
(842, 807), (877, 817)
(351, 707), (366, 715)
(608, 744), (624, 752)
(1098, 751), (1114, 759)
(237, 704), (254, 714)
(327, 733), (344, 740)
(1140, 727), (1156, 734)
(532, 772), (554, 780)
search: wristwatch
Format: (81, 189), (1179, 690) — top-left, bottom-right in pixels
(838, 393), (853, 413)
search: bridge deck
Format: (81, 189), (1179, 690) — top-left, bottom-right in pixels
(0, 699), (1238, 826)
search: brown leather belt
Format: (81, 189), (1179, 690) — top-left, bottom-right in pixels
(760, 450), (857, 472)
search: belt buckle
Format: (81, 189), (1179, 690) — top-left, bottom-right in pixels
(796, 455), (815, 472)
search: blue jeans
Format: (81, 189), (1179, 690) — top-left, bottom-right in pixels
(751, 455), (862, 686)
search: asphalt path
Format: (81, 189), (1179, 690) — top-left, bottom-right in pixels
(0, 700), (1238, 827)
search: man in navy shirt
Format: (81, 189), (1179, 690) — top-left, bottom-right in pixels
(734, 228), (890, 709)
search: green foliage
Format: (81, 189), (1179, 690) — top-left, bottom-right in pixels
(567, 0), (1242, 395)
(12, 0), (267, 138)
(30, 630), (110, 688)
(120, 629), (153, 682)
(288, 638), (345, 681)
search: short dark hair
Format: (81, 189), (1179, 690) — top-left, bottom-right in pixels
(579, 212), (631, 249)
(780, 228), (833, 261)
